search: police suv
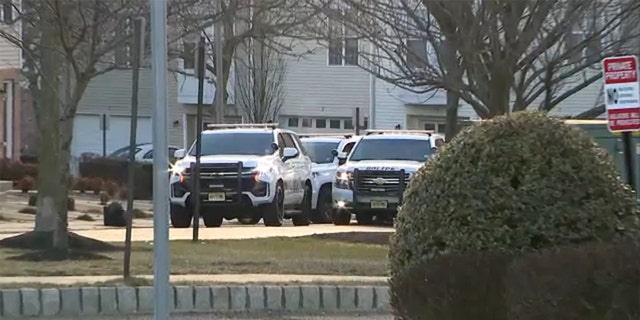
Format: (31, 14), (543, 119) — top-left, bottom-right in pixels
(331, 130), (435, 225)
(170, 124), (313, 228)
(300, 134), (362, 222)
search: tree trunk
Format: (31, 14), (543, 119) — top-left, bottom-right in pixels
(445, 91), (460, 140)
(33, 17), (65, 253)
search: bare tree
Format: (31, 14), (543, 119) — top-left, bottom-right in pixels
(309, 0), (640, 134)
(235, 39), (287, 123)
(174, 0), (322, 121)
(0, 0), (193, 256)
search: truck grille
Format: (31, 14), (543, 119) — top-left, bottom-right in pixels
(354, 170), (410, 194)
(183, 163), (255, 192)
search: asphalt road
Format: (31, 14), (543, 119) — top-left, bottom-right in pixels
(0, 221), (394, 242)
(41, 312), (393, 320)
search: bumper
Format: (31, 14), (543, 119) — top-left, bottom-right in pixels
(169, 178), (272, 208)
(332, 187), (401, 211)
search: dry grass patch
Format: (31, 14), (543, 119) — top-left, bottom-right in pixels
(0, 236), (388, 277)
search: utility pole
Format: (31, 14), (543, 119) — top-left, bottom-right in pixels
(124, 17), (145, 279)
(150, 0), (170, 318)
(214, 0), (225, 123)
(192, 35), (206, 241)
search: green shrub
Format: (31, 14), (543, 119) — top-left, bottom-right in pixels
(390, 250), (512, 320)
(505, 240), (639, 320)
(390, 241), (639, 320)
(390, 112), (639, 276)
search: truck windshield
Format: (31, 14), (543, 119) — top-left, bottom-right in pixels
(301, 140), (340, 164)
(349, 138), (432, 162)
(189, 132), (275, 156)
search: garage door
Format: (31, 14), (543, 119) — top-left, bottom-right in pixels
(71, 115), (153, 158)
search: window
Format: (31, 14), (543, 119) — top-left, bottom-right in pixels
(327, 16), (359, 66)
(183, 41), (196, 69)
(143, 150), (153, 159)
(437, 123), (446, 134)
(287, 117), (299, 127)
(406, 39), (428, 69)
(344, 119), (353, 130)
(423, 123), (436, 131)
(189, 132), (275, 156)
(342, 142), (356, 155)
(109, 146), (142, 159)
(302, 141), (340, 164)
(281, 133), (297, 150)
(329, 119), (341, 129)
(302, 118), (312, 128)
(1, 0), (12, 23)
(291, 134), (307, 155)
(564, 14), (603, 65)
(315, 119), (327, 128)
(350, 138), (432, 162)
(362, 117), (369, 129)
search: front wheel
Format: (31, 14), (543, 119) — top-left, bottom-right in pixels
(333, 209), (352, 225)
(312, 187), (333, 223)
(263, 182), (284, 227)
(170, 204), (192, 228)
(202, 213), (223, 227)
(292, 184), (312, 226)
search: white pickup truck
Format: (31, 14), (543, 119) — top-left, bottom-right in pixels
(331, 130), (437, 225)
(169, 124), (313, 228)
(300, 134), (361, 223)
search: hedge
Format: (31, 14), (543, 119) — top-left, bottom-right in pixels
(1, 158), (155, 200)
(390, 240), (639, 320)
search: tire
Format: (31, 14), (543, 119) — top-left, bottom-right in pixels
(238, 216), (261, 225)
(356, 211), (374, 225)
(170, 204), (192, 228)
(312, 186), (333, 223)
(202, 213), (223, 227)
(292, 183), (312, 226)
(263, 182), (284, 227)
(333, 209), (352, 225)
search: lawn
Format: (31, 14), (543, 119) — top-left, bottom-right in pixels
(0, 234), (389, 277)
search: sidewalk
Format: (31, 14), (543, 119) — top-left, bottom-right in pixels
(0, 274), (388, 285)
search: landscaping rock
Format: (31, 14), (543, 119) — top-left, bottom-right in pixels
(103, 201), (126, 227)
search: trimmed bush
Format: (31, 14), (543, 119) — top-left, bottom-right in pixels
(103, 180), (119, 198)
(505, 240), (639, 320)
(390, 250), (512, 320)
(390, 241), (639, 320)
(89, 177), (104, 195)
(104, 201), (126, 227)
(390, 112), (639, 275)
(79, 158), (153, 199)
(16, 176), (35, 193)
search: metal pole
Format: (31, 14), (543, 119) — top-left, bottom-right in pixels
(623, 132), (636, 191)
(355, 107), (360, 135)
(102, 114), (107, 157)
(214, 0), (224, 123)
(124, 17), (145, 279)
(368, 42), (376, 130)
(150, 0), (170, 319)
(192, 35), (206, 242)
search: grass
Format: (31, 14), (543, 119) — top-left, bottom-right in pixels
(0, 277), (388, 289)
(0, 236), (388, 277)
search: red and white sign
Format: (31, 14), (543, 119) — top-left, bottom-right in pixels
(603, 55), (640, 132)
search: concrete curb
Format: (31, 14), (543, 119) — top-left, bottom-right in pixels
(0, 285), (390, 318)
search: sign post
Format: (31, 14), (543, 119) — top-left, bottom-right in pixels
(603, 55), (640, 191)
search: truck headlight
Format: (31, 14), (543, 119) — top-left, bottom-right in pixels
(334, 171), (352, 189)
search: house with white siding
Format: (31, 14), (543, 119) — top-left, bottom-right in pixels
(0, 0), (22, 159)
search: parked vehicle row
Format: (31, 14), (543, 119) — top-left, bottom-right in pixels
(167, 123), (443, 228)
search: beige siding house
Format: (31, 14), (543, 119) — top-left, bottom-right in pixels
(0, 0), (22, 159)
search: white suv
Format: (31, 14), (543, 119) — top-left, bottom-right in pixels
(331, 130), (435, 225)
(170, 124), (313, 228)
(300, 134), (362, 223)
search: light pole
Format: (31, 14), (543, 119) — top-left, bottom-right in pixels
(150, 0), (170, 319)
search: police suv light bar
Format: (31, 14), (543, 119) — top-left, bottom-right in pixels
(206, 123), (279, 130)
(364, 129), (434, 136)
(298, 133), (354, 139)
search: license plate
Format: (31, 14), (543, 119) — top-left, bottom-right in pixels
(208, 192), (226, 202)
(370, 200), (388, 209)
